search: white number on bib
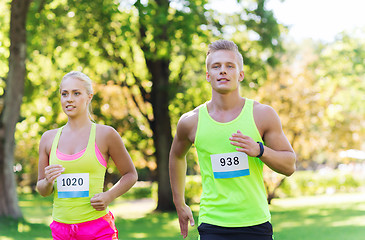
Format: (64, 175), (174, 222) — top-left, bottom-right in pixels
(210, 152), (250, 179)
(57, 173), (89, 198)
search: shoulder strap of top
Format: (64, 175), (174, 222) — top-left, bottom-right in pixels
(198, 103), (207, 115)
(87, 123), (96, 148)
(244, 98), (253, 113)
(234, 98), (253, 120)
(197, 102), (210, 125)
(194, 103), (207, 146)
(83, 123), (96, 153)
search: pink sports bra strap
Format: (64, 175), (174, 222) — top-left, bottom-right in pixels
(56, 143), (107, 167)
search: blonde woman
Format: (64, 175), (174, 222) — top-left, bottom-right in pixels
(37, 71), (138, 240)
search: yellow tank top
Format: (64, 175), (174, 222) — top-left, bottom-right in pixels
(195, 99), (271, 227)
(50, 123), (108, 223)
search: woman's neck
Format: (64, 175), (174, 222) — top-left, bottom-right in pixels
(66, 115), (93, 131)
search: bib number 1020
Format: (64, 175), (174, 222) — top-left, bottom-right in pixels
(220, 156), (239, 167)
(61, 177), (84, 187)
(57, 173), (90, 198)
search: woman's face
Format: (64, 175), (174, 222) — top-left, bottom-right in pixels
(60, 77), (92, 118)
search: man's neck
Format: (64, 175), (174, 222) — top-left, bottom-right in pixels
(210, 90), (244, 111)
(207, 92), (245, 123)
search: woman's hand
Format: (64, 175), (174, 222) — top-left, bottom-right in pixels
(90, 192), (112, 211)
(44, 164), (65, 184)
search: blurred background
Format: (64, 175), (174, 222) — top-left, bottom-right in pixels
(0, 0), (364, 239)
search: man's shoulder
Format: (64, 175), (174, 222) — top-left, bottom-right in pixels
(176, 104), (204, 138)
(252, 100), (276, 116)
(180, 105), (203, 120)
(252, 100), (281, 132)
(179, 104), (203, 122)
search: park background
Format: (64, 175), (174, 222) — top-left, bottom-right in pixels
(0, 0), (364, 239)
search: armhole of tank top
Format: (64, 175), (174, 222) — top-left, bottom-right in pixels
(95, 143), (107, 168)
(248, 99), (264, 143)
(193, 105), (205, 147)
(91, 122), (107, 168)
(50, 127), (63, 157)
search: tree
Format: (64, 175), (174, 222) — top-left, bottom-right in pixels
(0, 0), (32, 219)
(250, 33), (365, 201)
(131, 0), (213, 211)
(7, 0), (282, 212)
(74, 0), (282, 211)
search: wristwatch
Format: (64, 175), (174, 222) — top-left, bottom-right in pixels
(256, 142), (264, 158)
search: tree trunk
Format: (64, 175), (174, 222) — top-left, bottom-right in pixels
(0, 0), (32, 219)
(147, 59), (175, 211)
(266, 177), (286, 205)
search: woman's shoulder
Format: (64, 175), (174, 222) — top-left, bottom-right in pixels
(95, 124), (120, 139)
(95, 124), (124, 151)
(40, 128), (59, 142)
(39, 128), (59, 153)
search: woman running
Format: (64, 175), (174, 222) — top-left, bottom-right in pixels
(37, 71), (138, 240)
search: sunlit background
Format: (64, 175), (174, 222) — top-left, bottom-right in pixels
(1, 0), (364, 239)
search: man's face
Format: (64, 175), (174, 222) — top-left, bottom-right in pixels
(206, 50), (244, 94)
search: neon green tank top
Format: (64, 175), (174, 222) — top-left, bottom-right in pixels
(195, 99), (271, 227)
(50, 123), (108, 223)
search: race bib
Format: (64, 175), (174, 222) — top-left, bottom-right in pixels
(57, 173), (89, 198)
(210, 152), (250, 179)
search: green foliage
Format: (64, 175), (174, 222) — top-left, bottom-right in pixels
(184, 175), (202, 205)
(184, 169), (364, 205)
(250, 35), (365, 166)
(0, 0), (10, 100)
(121, 182), (153, 200)
(111, 176), (202, 204)
(278, 170), (364, 198)
(0, 0), (284, 190)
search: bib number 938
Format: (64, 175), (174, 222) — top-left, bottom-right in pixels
(210, 152), (250, 179)
(220, 156), (240, 166)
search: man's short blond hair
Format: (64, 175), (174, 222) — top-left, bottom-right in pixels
(206, 40), (244, 71)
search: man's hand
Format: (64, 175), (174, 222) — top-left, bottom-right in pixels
(230, 130), (261, 157)
(176, 204), (195, 238)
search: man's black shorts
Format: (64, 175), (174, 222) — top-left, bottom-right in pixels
(198, 221), (273, 240)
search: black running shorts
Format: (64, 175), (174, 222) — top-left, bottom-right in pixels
(198, 221), (273, 240)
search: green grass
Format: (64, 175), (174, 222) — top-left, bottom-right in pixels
(0, 194), (53, 240)
(1, 192), (364, 240)
(270, 193), (365, 240)
(108, 198), (199, 240)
